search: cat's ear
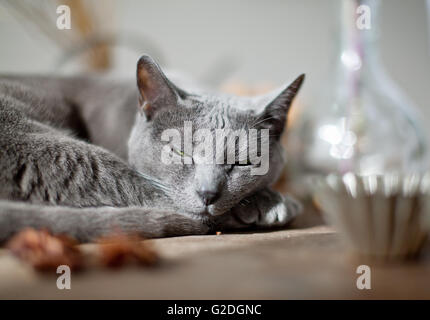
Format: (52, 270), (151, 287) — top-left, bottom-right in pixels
(258, 74), (305, 138)
(136, 55), (185, 120)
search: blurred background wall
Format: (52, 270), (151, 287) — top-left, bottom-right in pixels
(0, 0), (429, 118)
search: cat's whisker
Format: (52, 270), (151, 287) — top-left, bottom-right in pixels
(137, 171), (174, 193)
(249, 116), (277, 129)
(239, 198), (251, 206)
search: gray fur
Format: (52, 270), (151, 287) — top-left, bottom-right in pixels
(0, 55), (304, 242)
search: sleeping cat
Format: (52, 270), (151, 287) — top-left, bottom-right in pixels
(0, 55), (304, 242)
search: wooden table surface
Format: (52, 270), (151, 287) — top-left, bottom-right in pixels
(0, 222), (429, 299)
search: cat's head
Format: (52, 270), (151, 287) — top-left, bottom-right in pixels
(128, 55), (304, 217)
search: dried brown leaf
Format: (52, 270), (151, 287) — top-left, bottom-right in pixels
(97, 233), (158, 268)
(6, 228), (83, 272)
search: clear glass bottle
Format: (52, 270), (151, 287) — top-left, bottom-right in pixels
(287, 0), (429, 194)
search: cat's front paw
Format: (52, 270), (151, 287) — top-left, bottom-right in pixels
(232, 189), (302, 228)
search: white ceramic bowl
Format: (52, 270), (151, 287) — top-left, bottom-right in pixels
(314, 173), (430, 260)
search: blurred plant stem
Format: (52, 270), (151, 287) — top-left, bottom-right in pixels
(1, 0), (114, 72)
(63, 0), (112, 71)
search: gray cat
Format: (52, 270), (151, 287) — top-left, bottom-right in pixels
(0, 55), (304, 242)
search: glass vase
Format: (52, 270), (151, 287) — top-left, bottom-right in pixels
(286, 0), (429, 196)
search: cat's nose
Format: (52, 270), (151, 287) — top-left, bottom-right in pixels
(197, 188), (221, 206)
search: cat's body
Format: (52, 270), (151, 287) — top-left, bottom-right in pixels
(0, 55), (304, 242)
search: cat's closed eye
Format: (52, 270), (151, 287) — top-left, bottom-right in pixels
(172, 147), (184, 157)
(234, 160), (252, 167)
(172, 146), (193, 163)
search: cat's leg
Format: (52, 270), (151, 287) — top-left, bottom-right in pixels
(0, 200), (211, 242)
(1, 127), (160, 208)
(214, 188), (302, 230)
